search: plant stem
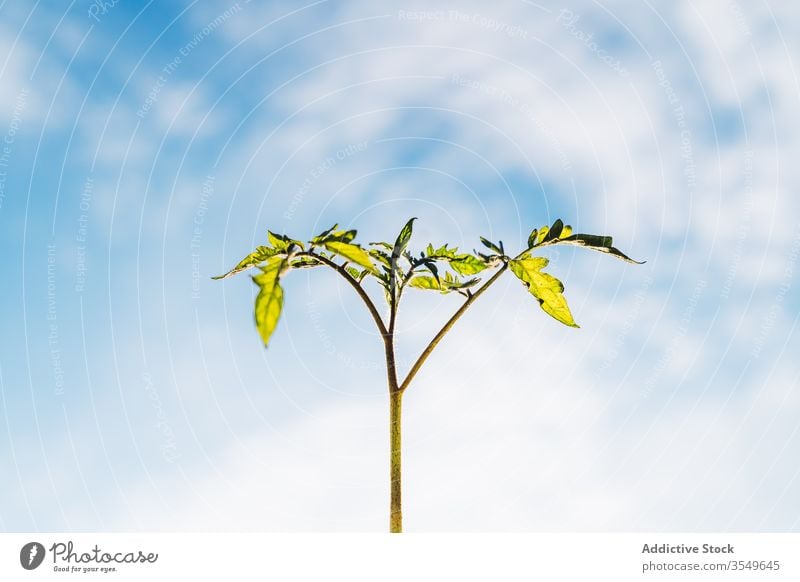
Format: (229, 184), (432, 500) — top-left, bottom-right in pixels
(299, 251), (388, 336)
(304, 250), (508, 533)
(389, 387), (403, 533)
(387, 299), (402, 532)
(399, 263), (508, 391)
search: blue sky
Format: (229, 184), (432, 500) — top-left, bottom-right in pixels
(1, 0), (799, 531)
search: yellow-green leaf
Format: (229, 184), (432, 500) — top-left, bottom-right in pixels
(312, 224), (357, 245)
(323, 241), (378, 274)
(509, 257), (579, 328)
(449, 254), (487, 275)
(390, 218), (417, 294)
(345, 266), (363, 280)
(393, 218), (416, 258)
(267, 230), (289, 250)
(212, 246), (279, 280)
(252, 257), (286, 347)
(408, 275), (441, 290)
(268, 231), (304, 251)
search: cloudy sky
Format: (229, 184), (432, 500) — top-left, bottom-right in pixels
(0, 0), (798, 532)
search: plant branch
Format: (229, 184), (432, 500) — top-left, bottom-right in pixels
(385, 260), (421, 393)
(385, 295), (399, 393)
(398, 262), (509, 392)
(302, 250), (401, 392)
(300, 251), (389, 338)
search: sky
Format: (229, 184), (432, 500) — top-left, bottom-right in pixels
(0, 0), (798, 532)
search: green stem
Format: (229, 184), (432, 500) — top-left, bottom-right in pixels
(389, 388), (403, 533)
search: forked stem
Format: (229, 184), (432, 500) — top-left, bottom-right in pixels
(307, 249), (508, 533)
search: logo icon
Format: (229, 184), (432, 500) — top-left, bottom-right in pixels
(20, 542), (45, 570)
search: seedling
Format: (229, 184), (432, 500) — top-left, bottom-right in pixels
(214, 218), (641, 532)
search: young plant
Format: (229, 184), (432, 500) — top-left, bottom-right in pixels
(214, 218), (641, 532)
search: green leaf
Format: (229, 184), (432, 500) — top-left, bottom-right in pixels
(422, 260), (440, 282)
(429, 243), (458, 258)
(368, 248), (391, 268)
(252, 257), (286, 347)
(527, 229), (538, 249)
(440, 245), (458, 257)
(528, 223), (574, 248)
(369, 241), (393, 250)
(535, 226), (549, 245)
(267, 231), (290, 251)
(449, 254), (487, 275)
(567, 233), (611, 247)
(546, 219), (564, 241)
(323, 241), (378, 273)
(444, 275), (480, 291)
(393, 218), (416, 256)
(556, 234), (644, 264)
(390, 217), (417, 293)
(212, 246), (280, 280)
(509, 257), (579, 328)
(345, 266), (363, 280)
(480, 236), (502, 254)
(417, 257), (439, 281)
(408, 275), (442, 291)
(408, 271), (479, 294)
(311, 224), (338, 243)
(324, 229), (357, 244)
